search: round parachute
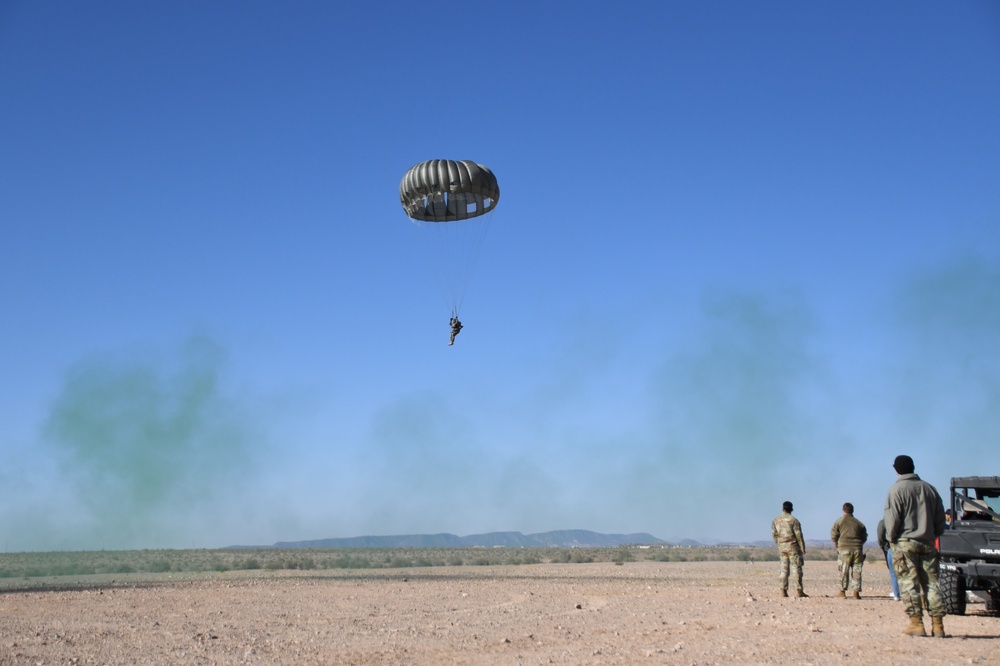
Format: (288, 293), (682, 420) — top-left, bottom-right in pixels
(399, 160), (500, 317)
(400, 160), (500, 222)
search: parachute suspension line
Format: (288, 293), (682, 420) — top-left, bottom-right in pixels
(412, 218), (458, 316)
(417, 208), (494, 318)
(399, 159), (500, 320)
(450, 208), (494, 317)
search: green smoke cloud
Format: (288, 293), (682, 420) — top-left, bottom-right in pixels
(43, 334), (259, 547)
(653, 288), (820, 470)
(891, 255), (1000, 456)
(624, 286), (843, 536)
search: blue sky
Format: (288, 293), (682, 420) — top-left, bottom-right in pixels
(2, 1), (998, 551)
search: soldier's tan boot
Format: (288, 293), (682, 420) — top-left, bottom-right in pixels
(903, 615), (926, 637)
(795, 589), (808, 598)
(835, 590), (846, 598)
(931, 616), (946, 638)
(780, 589), (788, 597)
(852, 591), (861, 600)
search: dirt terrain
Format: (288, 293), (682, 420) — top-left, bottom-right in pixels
(1, 560), (997, 665)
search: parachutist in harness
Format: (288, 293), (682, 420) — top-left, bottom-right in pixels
(400, 161), (500, 342)
(449, 317), (463, 346)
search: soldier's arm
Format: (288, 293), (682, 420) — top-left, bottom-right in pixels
(933, 495), (946, 537)
(876, 520), (888, 550)
(884, 495), (900, 543)
(888, 498), (906, 543)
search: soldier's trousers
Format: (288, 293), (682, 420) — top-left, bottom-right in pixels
(778, 550), (803, 591)
(891, 539), (945, 618)
(837, 548), (865, 592)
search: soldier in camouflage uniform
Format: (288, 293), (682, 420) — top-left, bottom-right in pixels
(448, 317), (463, 345)
(884, 455), (947, 638)
(771, 501), (807, 597)
(831, 502), (868, 599)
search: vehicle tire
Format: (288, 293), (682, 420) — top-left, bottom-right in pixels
(987, 587), (1000, 616)
(939, 568), (967, 616)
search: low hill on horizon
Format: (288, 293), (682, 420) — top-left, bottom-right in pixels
(225, 529), (813, 549)
(269, 530), (665, 549)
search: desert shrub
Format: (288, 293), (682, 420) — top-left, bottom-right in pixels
(332, 554), (373, 569)
(208, 560), (230, 572)
(279, 558), (312, 570)
(611, 548), (635, 564)
(0, 545), (839, 582)
(52, 563), (97, 576)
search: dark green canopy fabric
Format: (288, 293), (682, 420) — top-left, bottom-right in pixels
(399, 160), (500, 222)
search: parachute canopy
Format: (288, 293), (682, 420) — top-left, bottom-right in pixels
(400, 160), (500, 222)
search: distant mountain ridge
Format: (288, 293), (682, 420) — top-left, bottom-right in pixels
(226, 530), (838, 550)
(243, 530), (666, 549)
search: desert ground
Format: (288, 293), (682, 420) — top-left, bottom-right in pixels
(1, 559), (998, 665)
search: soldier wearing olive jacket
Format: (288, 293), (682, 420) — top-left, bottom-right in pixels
(831, 502), (868, 598)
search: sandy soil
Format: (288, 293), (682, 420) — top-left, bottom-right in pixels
(1, 560), (997, 665)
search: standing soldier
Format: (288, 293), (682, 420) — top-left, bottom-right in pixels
(831, 502), (868, 599)
(772, 501), (808, 598)
(884, 454), (947, 637)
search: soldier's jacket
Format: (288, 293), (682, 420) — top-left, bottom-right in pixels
(831, 514), (868, 550)
(772, 512), (805, 553)
(884, 473), (946, 547)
